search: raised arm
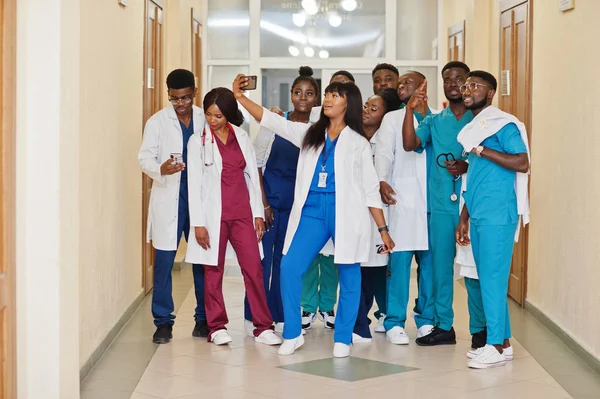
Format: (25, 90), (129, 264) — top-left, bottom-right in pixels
(402, 80), (429, 151)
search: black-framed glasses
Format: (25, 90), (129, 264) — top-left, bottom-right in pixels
(459, 82), (492, 94)
(169, 96), (193, 105)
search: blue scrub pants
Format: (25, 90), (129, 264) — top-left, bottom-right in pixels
(470, 223), (516, 344)
(244, 207), (289, 323)
(280, 192), (361, 345)
(384, 247), (434, 331)
(354, 266), (386, 338)
(430, 212), (459, 330)
(465, 277), (512, 339)
(153, 201), (206, 327)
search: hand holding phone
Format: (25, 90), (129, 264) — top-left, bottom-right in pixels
(170, 152), (183, 166)
(243, 75), (257, 90)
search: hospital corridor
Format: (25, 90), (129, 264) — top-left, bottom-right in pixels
(1, 1), (599, 399)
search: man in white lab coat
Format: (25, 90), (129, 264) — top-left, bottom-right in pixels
(138, 69), (207, 344)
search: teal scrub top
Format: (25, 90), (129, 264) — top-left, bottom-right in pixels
(416, 107), (474, 215)
(462, 122), (527, 226)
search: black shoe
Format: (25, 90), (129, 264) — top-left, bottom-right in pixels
(471, 328), (487, 349)
(152, 324), (173, 344)
(415, 325), (456, 346)
(319, 310), (335, 329)
(192, 320), (209, 338)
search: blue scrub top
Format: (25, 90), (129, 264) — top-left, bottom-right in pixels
(263, 112), (300, 210)
(462, 122), (527, 226)
(179, 117), (194, 208)
(309, 133), (338, 193)
(416, 107), (474, 215)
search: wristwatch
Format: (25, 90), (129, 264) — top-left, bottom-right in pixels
(378, 225), (389, 232)
(476, 146), (485, 157)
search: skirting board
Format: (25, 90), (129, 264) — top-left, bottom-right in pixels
(79, 290), (146, 381)
(525, 300), (600, 375)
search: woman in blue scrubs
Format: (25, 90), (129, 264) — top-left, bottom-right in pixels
(233, 75), (394, 358)
(245, 67), (319, 333)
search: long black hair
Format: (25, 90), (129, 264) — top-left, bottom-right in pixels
(202, 87), (244, 127)
(291, 66), (319, 93)
(302, 82), (364, 150)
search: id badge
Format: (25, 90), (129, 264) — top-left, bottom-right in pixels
(318, 172), (328, 188)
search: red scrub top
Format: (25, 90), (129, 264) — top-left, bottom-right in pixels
(214, 124), (253, 221)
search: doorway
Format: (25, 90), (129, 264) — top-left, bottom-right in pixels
(142, 0), (165, 294)
(0, 0), (16, 397)
(447, 20), (466, 63)
(191, 8), (202, 105)
(499, 0), (532, 305)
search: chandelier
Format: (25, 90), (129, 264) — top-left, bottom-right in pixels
(292, 0), (360, 28)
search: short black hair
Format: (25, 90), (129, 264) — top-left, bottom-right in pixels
(442, 61), (470, 75)
(166, 69), (195, 90)
(292, 66), (319, 94)
(331, 70), (355, 83)
(378, 88), (402, 113)
(468, 70), (498, 91)
(406, 70), (426, 81)
(372, 63), (399, 77)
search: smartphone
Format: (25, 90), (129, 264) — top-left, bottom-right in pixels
(170, 152), (183, 165)
(244, 75), (258, 90)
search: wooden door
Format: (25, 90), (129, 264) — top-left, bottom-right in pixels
(142, 0), (164, 294)
(499, 0), (532, 305)
(191, 8), (202, 105)
(447, 21), (465, 62)
(0, 0), (16, 397)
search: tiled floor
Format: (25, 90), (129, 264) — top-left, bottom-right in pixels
(81, 265), (600, 399)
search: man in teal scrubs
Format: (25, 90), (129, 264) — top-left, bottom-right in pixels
(402, 61), (473, 346)
(456, 70), (529, 368)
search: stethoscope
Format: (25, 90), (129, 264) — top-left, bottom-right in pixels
(436, 152), (459, 202)
(201, 126), (215, 166)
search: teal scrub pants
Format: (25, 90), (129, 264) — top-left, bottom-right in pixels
(301, 254), (338, 313)
(384, 247), (434, 330)
(469, 223), (517, 344)
(464, 278), (486, 335)
(430, 212), (459, 330)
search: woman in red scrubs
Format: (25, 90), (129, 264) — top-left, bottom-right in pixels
(186, 87), (282, 347)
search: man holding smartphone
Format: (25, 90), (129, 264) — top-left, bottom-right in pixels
(138, 69), (208, 344)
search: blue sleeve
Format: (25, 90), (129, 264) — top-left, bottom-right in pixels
(497, 123), (527, 154)
(415, 108), (432, 123)
(415, 113), (433, 152)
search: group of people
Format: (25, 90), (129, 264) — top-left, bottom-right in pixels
(138, 60), (530, 370)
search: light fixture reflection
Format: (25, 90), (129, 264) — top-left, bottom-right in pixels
(328, 12), (342, 27)
(301, 0), (319, 16)
(292, 12), (306, 27)
(319, 50), (330, 59)
(288, 45), (300, 56)
(340, 0), (358, 12)
(304, 46), (315, 57)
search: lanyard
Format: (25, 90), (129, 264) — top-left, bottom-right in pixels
(320, 136), (338, 172)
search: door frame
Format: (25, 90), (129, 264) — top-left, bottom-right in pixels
(499, 0), (533, 305)
(447, 20), (466, 62)
(191, 8), (202, 105)
(1, 0), (17, 397)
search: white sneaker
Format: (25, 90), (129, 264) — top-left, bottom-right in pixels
(374, 314), (386, 333)
(255, 330), (283, 346)
(244, 319), (254, 337)
(274, 322), (284, 333)
(333, 342), (350, 358)
(318, 310), (335, 329)
(467, 345), (513, 360)
(468, 344), (506, 369)
(352, 333), (372, 344)
(386, 326), (409, 345)
(417, 324), (434, 338)
(210, 329), (233, 346)
(301, 311), (316, 330)
(278, 335), (305, 356)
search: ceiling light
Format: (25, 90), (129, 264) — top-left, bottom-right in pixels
(319, 50), (330, 59)
(288, 45), (300, 56)
(292, 12), (307, 27)
(304, 46), (315, 57)
(340, 0), (358, 12)
(301, 0), (319, 16)
(328, 12), (342, 27)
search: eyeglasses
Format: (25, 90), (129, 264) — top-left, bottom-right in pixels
(169, 96), (193, 105)
(459, 82), (492, 94)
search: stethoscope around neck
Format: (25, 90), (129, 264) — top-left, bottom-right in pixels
(436, 152), (460, 202)
(201, 125), (215, 166)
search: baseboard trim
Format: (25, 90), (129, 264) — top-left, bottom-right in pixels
(79, 290), (146, 381)
(525, 299), (600, 375)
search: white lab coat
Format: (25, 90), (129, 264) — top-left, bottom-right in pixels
(364, 130), (389, 267)
(185, 123), (264, 266)
(259, 109), (382, 264)
(374, 108), (428, 252)
(138, 105), (206, 251)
